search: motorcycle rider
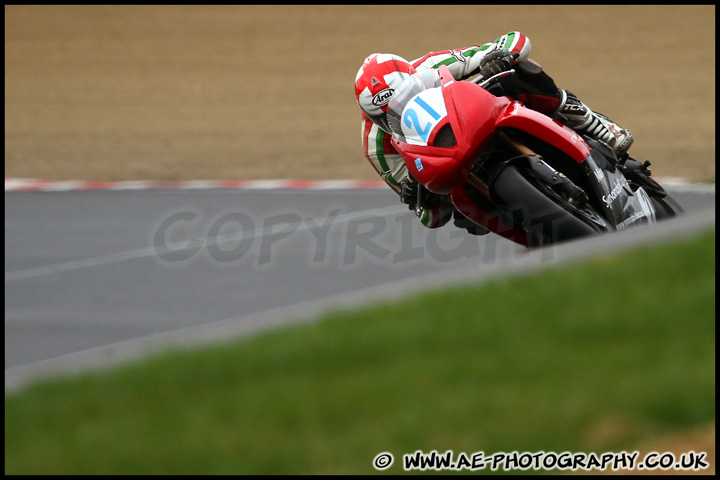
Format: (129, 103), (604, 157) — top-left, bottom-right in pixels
(354, 31), (634, 234)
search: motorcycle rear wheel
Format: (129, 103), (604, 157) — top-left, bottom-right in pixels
(491, 163), (608, 247)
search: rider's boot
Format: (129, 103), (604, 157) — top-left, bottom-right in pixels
(553, 90), (634, 158)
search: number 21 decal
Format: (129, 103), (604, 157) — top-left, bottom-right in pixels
(403, 95), (444, 143)
(404, 109), (431, 142)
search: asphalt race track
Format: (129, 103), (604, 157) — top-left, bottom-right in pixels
(4, 186), (715, 390)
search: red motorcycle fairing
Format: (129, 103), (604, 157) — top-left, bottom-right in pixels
(494, 101), (592, 162)
(390, 65), (593, 246)
(390, 80), (513, 195)
(391, 66), (592, 194)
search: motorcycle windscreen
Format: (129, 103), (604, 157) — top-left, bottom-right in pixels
(390, 86), (465, 194)
(387, 70), (442, 138)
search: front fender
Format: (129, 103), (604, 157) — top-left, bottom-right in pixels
(449, 182), (530, 247)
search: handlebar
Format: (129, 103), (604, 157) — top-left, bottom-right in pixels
(471, 69), (516, 88)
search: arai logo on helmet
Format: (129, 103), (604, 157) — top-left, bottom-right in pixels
(372, 88), (394, 106)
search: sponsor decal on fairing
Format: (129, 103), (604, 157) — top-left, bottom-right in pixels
(602, 177), (630, 207)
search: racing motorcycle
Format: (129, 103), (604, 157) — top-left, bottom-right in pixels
(387, 64), (683, 248)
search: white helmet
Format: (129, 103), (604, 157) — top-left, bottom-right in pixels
(354, 53), (416, 132)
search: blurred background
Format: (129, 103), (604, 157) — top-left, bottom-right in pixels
(5, 5), (715, 182)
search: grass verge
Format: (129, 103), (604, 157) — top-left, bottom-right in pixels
(5, 230), (715, 474)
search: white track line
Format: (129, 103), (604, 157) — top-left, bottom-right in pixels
(4, 204), (404, 282)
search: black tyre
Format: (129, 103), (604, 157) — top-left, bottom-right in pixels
(491, 163), (609, 247)
(650, 193), (684, 221)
